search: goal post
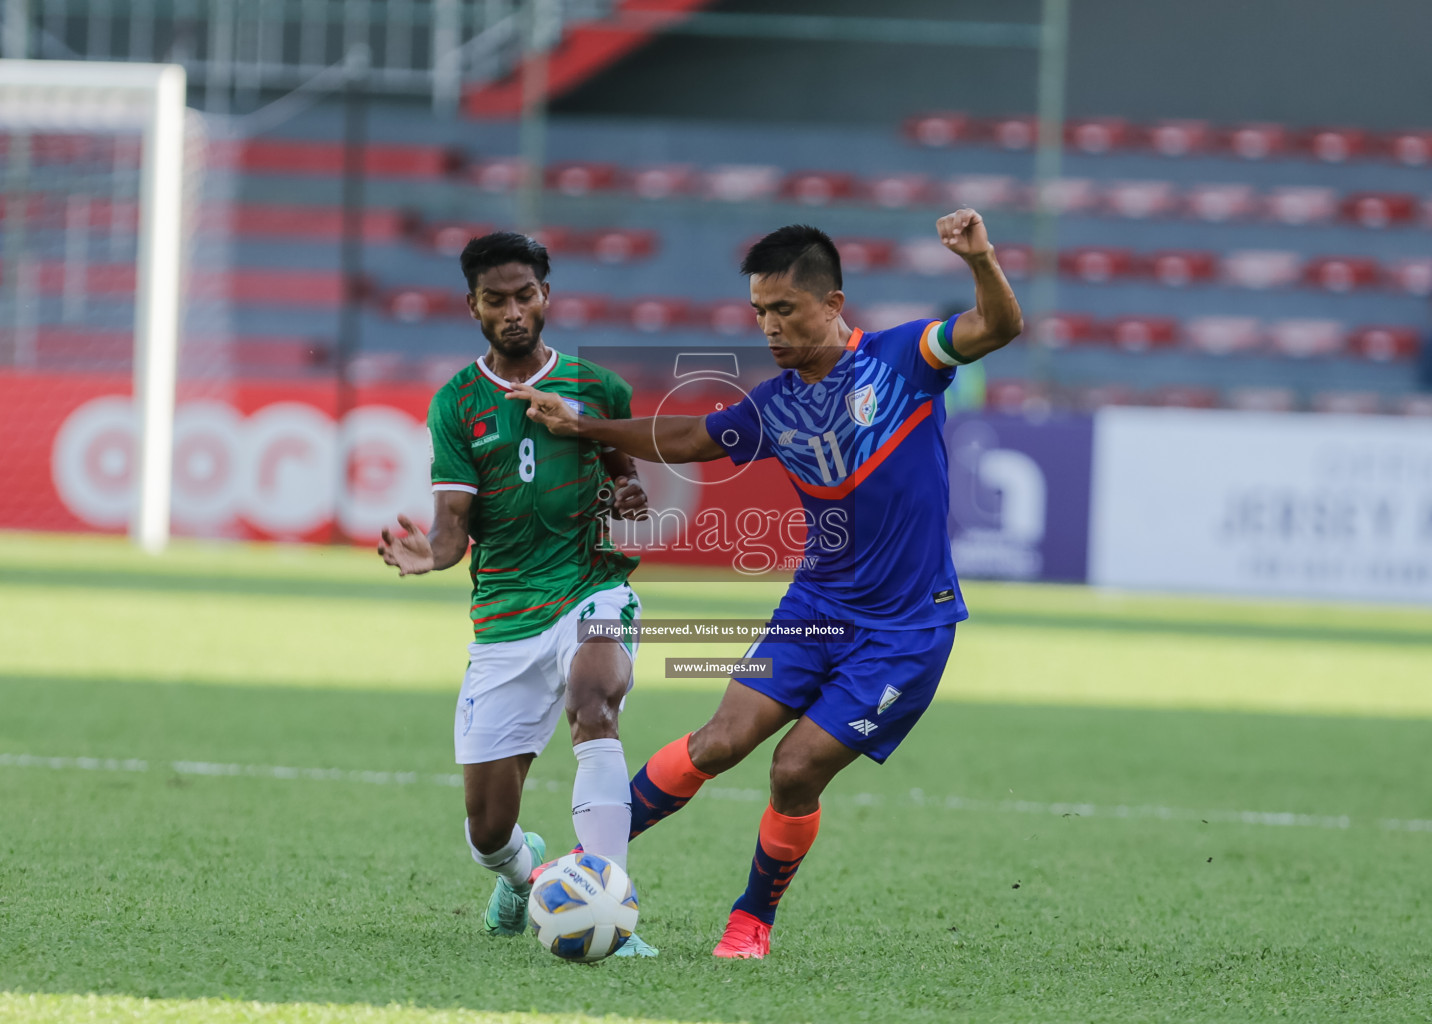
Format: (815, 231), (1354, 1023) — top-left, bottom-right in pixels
(0, 59), (188, 553)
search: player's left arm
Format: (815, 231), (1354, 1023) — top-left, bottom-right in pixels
(594, 369), (648, 519)
(932, 208), (1024, 364)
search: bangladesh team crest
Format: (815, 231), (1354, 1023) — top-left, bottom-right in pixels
(845, 384), (878, 427)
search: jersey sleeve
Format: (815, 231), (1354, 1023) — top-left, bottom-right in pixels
(704, 378), (777, 465)
(427, 387), (478, 494)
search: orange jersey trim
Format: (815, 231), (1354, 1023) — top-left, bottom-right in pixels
(918, 320), (944, 369)
(785, 399), (933, 501)
(844, 328), (865, 352)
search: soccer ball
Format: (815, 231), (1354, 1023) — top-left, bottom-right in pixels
(528, 852), (639, 963)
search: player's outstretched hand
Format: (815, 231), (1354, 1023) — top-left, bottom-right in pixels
(506, 381), (579, 436)
(610, 475), (650, 520)
(378, 514), (435, 576)
(938, 208), (992, 260)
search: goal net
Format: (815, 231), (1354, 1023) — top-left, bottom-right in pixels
(0, 60), (204, 552)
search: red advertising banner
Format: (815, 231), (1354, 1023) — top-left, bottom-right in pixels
(0, 370), (802, 569)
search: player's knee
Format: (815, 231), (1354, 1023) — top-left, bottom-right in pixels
(687, 726), (743, 775)
(567, 695), (620, 743)
(768, 751), (822, 808)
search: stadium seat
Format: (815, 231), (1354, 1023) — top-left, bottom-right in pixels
(1268, 319), (1346, 358)
(1303, 127), (1368, 163)
(994, 244), (1033, 279)
(1185, 183), (1259, 223)
(1347, 326), (1421, 362)
(898, 238), (964, 276)
(548, 294), (611, 330)
(469, 157), (527, 193)
(832, 238), (896, 273)
(857, 302), (938, 331)
(230, 204), (405, 241)
(624, 298), (694, 332)
(1059, 247), (1134, 284)
(348, 352), (408, 383)
(1143, 119), (1213, 157)
(1224, 123), (1289, 160)
(1107, 316), (1180, 353)
(864, 173), (934, 209)
(1032, 312), (1098, 348)
(1388, 257), (1432, 295)
(1185, 316), (1264, 355)
(1074, 383), (1140, 410)
(545, 162), (620, 197)
(627, 164), (699, 200)
(781, 171), (858, 206)
(703, 165), (783, 203)
(1304, 256), (1380, 292)
(1146, 250), (1218, 287)
(1223, 250), (1302, 289)
(421, 221), (495, 257)
(944, 174), (1021, 210)
(904, 113), (973, 148)
(1264, 186), (1339, 226)
(1227, 386), (1298, 412)
(707, 299), (756, 335)
(1030, 178), (1099, 215)
(1341, 192), (1417, 228)
(1104, 180), (1179, 219)
(1311, 391), (1383, 414)
(383, 287), (462, 323)
(1386, 131), (1432, 166)
(986, 378), (1048, 411)
(1066, 118), (1132, 154)
(988, 116), (1038, 151)
(587, 229), (658, 264)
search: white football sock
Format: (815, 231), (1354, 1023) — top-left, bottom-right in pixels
(466, 820), (533, 888)
(572, 738), (632, 871)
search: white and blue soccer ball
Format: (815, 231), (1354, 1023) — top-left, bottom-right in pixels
(528, 852), (639, 963)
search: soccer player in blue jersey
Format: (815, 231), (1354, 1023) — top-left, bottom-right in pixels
(509, 209), (1022, 959)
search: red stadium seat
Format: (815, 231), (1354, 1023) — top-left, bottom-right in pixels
(702, 165), (782, 202)
(1103, 180), (1179, 219)
(1222, 250), (1302, 289)
(624, 298), (694, 333)
(1066, 118), (1131, 154)
(988, 116), (1038, 151)
(1392, 394), (1432, 417)
(1341, 192), (1417, 228)
(864, 174), (934, 209)
(1264, 186), (1338, 225)
(1185, 183), (1259, 223)
(1304, 256), (1380, 292)
(1150, 386), (1220, 409)
(1388, 258), (1432, 295)
(545, 162), (619, 197)
(1059, 247), (1134, 284)
(782, 171), (858, 206)
(1311, 391), (1382, 415)
(904, 113), (973, 148)
(1031, 312), (1098, 348)
(349, 352), (408, 383)
(1386, 131), (1432, 167)
(986, 379), (1047, 412)
(898, 238), (963, 276)
(627, 164), (698, 200)
(1029, 178), (1099, 214)
(1227, 387), (1297, 412)
(1144, 119), (1213, 157)
(1268, 319), (1346, 358)
(832, 238), (896, 273)
(858, 302), (939, 331)
(1074, 384), (1140, 410)
(1303, 127), (1368, 163)
(469, 158), (526, 193)
(587, 229), (657, 264)
(1347, 326), (1421, 362)
(384, 288), (462, 323)
(1185, 316), (1264, 355)
(707, 299), (756, 336)
(548, 294), (611, 330)
(1146, 250), (1218, 287)
(529, 225), (579, 254)
(994, 244), (1033, 279)
(423, 221), (494, 257)
(944, 174), (1021, 209)
(1224, 123), (1289, 160)
(1107, 316), (1180, 352)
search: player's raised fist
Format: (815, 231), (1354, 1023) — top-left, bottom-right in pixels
(378, 514), (436, 577)
(507, 381), (579, 436)
(937, 209), (991, 260)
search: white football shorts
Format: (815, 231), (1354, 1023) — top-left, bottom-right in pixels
(453, 582), (641, 765)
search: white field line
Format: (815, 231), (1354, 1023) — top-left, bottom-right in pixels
(3, 751), (1429, 835)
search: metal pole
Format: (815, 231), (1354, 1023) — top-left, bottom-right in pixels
(1029, 0), (1069, 392)
(333, 43), (369, 541)
(3, 0), (29, 58)
(517, 0), (552, 234)
(431, 0), (461, 115)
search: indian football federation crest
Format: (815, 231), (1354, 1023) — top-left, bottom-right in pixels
(845, 384), (878, 427)
(877, 684), (902, 715)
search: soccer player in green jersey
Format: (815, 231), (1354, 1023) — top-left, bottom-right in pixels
(377, 232), (656, 955)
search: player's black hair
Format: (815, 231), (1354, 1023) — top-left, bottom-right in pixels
(460, 231), (551, 292)
(740, 224), (843, 296)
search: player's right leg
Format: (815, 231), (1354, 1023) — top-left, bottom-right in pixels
(463, 756), (546, 936)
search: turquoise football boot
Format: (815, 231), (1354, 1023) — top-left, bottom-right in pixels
(613, 932), (659, 958)
(482, 831), (546, 936)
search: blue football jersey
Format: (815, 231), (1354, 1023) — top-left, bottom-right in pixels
(705, 318), (968, 629)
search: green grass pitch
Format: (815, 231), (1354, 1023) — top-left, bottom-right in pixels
(1, 532), (1430, 1024)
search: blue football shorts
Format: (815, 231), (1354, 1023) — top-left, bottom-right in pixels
(732, 589), (957, 763)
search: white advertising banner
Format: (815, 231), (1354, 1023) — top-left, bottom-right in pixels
(1090, 408), (1432, 603)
